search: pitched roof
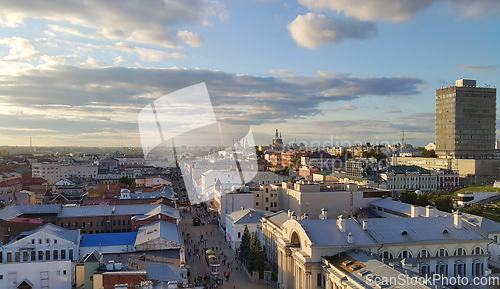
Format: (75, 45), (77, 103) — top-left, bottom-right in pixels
(370, 199), (450, 217)
(265, 210), (289, 227)
(0, 204), (62, 221)
(463, 214), (500, 234)
(58, 204), (180, 220)
(296, 219), (376, 247)
(80, 232), (138, 247)
(386, 165), (430, 174)
(359, 217), (487, 244)
(5, 223), (79, 247)
(227, 208), (272, 225)
(135, 221), (182, 247)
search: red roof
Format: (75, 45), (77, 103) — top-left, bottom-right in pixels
(9, 217), (44, 224)
(19, 177), (48, 186)
(0, 179), (22, 187)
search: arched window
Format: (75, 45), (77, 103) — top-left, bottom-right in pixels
(471, 247), (484, 255)
(398, 250), (413, 259)
(379, 251), (394, 260)
(453, 248), (466, 256)
(290, 231), (300, 248)
(417, 249), (430, 258)
(436, 248), (449, 257)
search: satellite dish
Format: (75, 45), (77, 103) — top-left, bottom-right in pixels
(319, 214), (325, 220)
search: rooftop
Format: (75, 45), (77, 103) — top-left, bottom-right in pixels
(359, 216), (487, 244)
(81, 232), (138, 247)
(227, 208), (273, 225)
(135, 220), (182, 247)
(386, 165), (430, 174)
(296, 219), (376, 247)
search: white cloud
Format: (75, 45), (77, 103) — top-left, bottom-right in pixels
(112, 42), (187, 62)
(269, 69), (295, 76)
(298, 0), (500, 22)
(81, 57), (102, 68)
(0, 0), (225, 48)
(178, 30), (205, 48)
(0, 37), (39, 61)
(113, 56), (125, 66)
(456, 64), (499, 72)
(287, 13), (377, 48)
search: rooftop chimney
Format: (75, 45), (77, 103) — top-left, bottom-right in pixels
(321, 208), (328, 220)
(337, 215), (345, 232)
(302, 213), (309, 220)
(454, 211), (462, 229)
(426, 205), (433, 218)
(362, 220), (368, 231)
(411, 205), (418, 218)
(288, 209), (292, 218)
(292, 213), (297, 220)
(347, 232), (353, 244)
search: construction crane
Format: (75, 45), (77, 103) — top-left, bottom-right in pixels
(401, 129), (416, 146)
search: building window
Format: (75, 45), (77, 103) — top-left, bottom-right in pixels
(31, 239), (35, 245)
(53, 250), (58, 260)
(101, 221), (104, 226)
(46, 238), (50, 244)
(45, 250), (50, 260)
(453, 248), (466, 256)
(472, 247), (484, 255)
(118, 220), (121, 225)
(128, 220), (131, 225)
(238, 232), (241, 239)
(256, 202), (259, 206)
(113, 220), (116, 225)
(266, 197), (269, 203)
(61, 250), (66, 259)
(379, 251), (394, 260)
(96, 221), (99, 227)
(22, 251), (28, 262)
(455, 262), (466, 277)
(69, 249), (73, 260)
(63, 270), (66, 275)
(54, 239), (57, 244)
(317, 273), (322, 287)
(436, 248), (449, 257)
(38, 251), (43, 261)
(39, 239), (42, 244)
(398, 250), (413, 259)
(89, 221), (93, 227)
(6, 253), (11, 262)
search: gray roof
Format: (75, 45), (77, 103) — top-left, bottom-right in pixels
(463, 214), (500, 234)
(266, 210), (289, 226)
(371, 199), (450, 217)
(227, 208), (273, 225)
(5, 223), (79, 247)
(297, 219), (376, 247)
(135, 221), (182, 247)
(146, 264), (185, 283)
(0, 204), (62, 221)
(359, 217), (487, 244)
(58, 204), (180, 220)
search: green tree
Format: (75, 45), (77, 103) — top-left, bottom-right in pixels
(119, 176), (134, 186)
(249, 232), (265, 273)
(421, 149), (437, 158)
(400, 191), (418, 205)
(239, 224), (251, 266)
(468, 203), (484, 216)
(434, 195), (453, 213)
(415, 193), (431, 207)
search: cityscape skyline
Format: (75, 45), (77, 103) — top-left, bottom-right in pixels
(0, 0), (499, 147)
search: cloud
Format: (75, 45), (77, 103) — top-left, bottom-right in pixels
(177, 30), (205, 48)
(287, 13), (377, 48)
(0, 66), (423, 128)
(0, 37), (39, 61)
(81, 57), (102, 68)
(269, 69), (295, 76)
(385, 109), (402, 113)
(111, 42), (187, 61)
(297, 0), (500, 22)
(113, 56), (125, 66)
(324, 104), (358, 113)
(456, 64), (499, 72)
(0, 0), (225, 48)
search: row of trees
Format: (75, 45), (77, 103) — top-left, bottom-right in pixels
(118, 176), (135, 187)
(399, 191), (454, 213)
(239, 225), (266, 273)
(361, 148), (386, 161)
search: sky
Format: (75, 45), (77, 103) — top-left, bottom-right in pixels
(0, 0), (499, 149)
